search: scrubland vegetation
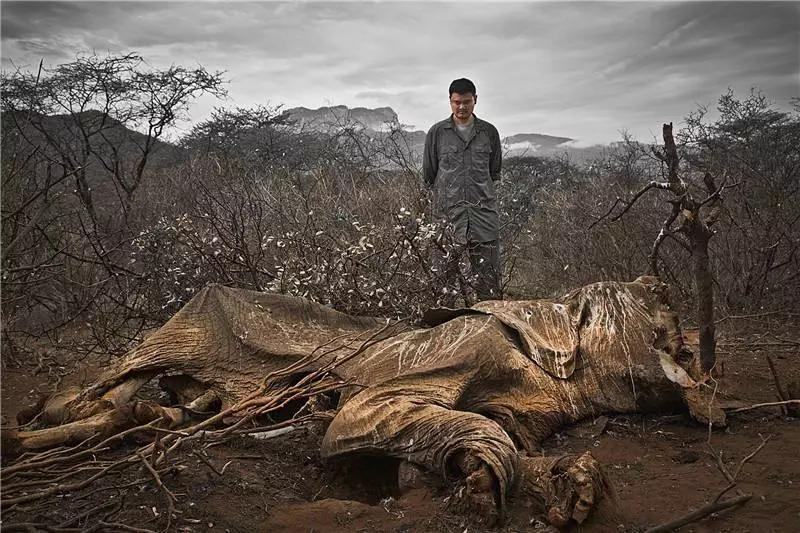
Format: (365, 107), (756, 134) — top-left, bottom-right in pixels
(2, 54), (798, 360)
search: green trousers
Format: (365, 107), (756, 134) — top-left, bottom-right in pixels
(440, 240), (502, 303)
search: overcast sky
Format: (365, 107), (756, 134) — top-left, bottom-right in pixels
(2, 1), (798, 145)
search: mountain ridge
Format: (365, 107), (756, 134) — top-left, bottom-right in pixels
(283, 104), (592, 156)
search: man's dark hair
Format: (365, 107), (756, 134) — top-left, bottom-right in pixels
(449, 78), (476, 97)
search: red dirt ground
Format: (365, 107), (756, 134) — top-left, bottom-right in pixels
(1, 326), (798, 532)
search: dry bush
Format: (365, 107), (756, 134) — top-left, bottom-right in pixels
(3, 82), (797, 361)
(498, 151), (691, 302)
(133, 153), (491, 322)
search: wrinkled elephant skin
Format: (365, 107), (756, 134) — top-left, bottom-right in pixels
(6, 277), (704, 528)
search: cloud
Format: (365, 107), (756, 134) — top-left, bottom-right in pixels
(2, 1), (797, 145)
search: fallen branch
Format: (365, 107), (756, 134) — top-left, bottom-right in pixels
(97, 522), (157, 533)
(714, 310), (793, 324)
(728, 400), (800, 413)
(1, 455), (133, 507)
(714, 435), (771, 502)
(137, 451), (176, 530)
(57, 498), (118, 527)
(766, 355), (789, 415)
(664, 392), (774, 533)
(3, 419), (162, 477)
(1, 523), (81, 532)
(192, 450), (224, 476)
(706, 445), (734, 484)
(644, 493), (752, 532)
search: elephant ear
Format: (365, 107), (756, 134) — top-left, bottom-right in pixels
(473, 300), (582, 380)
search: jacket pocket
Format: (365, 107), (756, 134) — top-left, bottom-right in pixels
(472, 144), (491, 174)
(439, 145), (460, 172)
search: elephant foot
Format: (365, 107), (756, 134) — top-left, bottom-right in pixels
(515, 451), (621, 528)
(446, 450), (502, 526)
(398, 460), (438, 494)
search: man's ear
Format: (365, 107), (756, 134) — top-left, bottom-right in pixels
(473, 94), (478, 105)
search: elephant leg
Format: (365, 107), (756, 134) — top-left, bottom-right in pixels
(4, 372), (184, 454)
(321, 388), (519, 522)
(8, 410), (129, 452)
(515, 452), (622, 528)
(7, 399), (184, 452)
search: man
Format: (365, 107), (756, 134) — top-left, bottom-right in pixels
(423, 78), (503, 301)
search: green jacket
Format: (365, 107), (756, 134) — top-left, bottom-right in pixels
(423, 115), (502, 243)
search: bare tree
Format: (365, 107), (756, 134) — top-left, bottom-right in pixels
(1, 53), (226, 350)
(1, 53), (226, 221)
(593, 123), (735, 371)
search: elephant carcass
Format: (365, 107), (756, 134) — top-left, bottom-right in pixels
(7, 277), (704, 526)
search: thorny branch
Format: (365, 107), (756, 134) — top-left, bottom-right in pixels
(1, 323), (401, 530)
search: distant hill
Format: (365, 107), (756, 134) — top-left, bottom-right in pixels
(285, 105), (399, 131)
(3, 109), (184, 167)
(503, 133), (575, 156)
(2, 109), (185, 216)
(7, 105), (611, 192)
(281, 105), (609, 164)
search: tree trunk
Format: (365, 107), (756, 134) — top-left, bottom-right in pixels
(691, 227), (716, 372)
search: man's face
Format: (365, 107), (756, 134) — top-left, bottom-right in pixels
(450, 92), (476, 122)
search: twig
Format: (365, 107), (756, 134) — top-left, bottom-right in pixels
(713, 434), (772, 502)
(192, 450), (223, 476)
(1, 524), (81, 532)
(150, 428), (163, 466)
(220, 460), (234, 474)
(57, 499), (118, 527)
(728, 400), (800, 413)
(78, 475), (161, 499)
(672, 387), (773, 533)
(3, 418), (162, 476)
(766, 355), (789, 414)
(8, 435), (98, 471)
(136, 451), (176, 530)
(766, 335), (800, 347)
(147, 426), (191, 437)
(1, 454), (134, 508)
(765, 355), (789, 401)
(644, 493), (752, 532)
(588, 197), (623, 230)
(312, 483), (329, 501)
(0, 410), (44, 430)
(587, 180), (672, 230)
(714, 310), (792, 324)
(610, 181), (673, 222)
(2, 464), (108, 492)
(222, 454), (265, 460)
(706, 445), (734, 484)
(97, 523), (157, 533)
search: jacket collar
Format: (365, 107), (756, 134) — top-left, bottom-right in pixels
(444, 114), (485, 131)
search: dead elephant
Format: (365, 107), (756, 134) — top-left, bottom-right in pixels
(6, 276), (709, 528)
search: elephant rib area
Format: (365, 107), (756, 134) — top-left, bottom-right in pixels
(337, 314), (506, 393)
(93, 285), (383, 406)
